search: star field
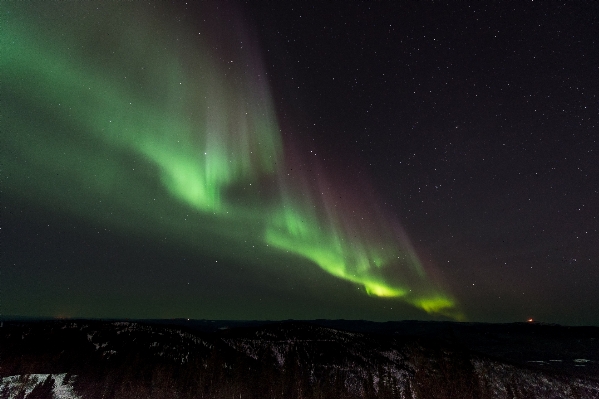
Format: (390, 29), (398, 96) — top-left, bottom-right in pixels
(2, 1), (598, 325)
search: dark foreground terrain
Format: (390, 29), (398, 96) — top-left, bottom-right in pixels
(0, 319), (598, 398)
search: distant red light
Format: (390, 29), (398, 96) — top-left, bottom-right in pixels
(527, 318), (534, 322)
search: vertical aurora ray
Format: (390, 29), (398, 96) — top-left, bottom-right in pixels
(2, 4), (281, 215)
(1, 1), (460, 318)
(265, 152), (460, 318)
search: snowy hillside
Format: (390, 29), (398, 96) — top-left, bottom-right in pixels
(1, 373), (80, 399)
(1, 319), (597, 398)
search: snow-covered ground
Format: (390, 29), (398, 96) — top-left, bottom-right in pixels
(0, 373), (81, 399)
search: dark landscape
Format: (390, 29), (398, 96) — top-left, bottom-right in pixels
(1, 319), (598, 398)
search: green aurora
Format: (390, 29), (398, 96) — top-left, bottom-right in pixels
(1, 2), (461, 319)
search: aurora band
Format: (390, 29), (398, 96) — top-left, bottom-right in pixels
(0, 1), (461, 319)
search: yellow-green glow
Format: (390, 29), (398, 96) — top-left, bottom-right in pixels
(364, 283), (406, 298)
(410, 296), (466, 321)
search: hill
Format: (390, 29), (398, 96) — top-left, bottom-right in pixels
(1, 319), (598, 398)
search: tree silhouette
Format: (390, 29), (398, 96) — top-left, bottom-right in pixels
(28, 375), (55, 399)
(0, 383), (11, 399)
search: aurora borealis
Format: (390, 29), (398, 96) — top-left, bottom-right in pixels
(3, 1), (598, 325)
(2, 1), (457, 320)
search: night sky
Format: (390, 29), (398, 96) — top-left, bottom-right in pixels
(2, 1), (598, 325)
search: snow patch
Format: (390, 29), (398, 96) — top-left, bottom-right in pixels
(0, 373), (81, 399)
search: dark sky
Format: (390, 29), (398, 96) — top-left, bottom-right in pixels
(2, 1), (598, 325)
